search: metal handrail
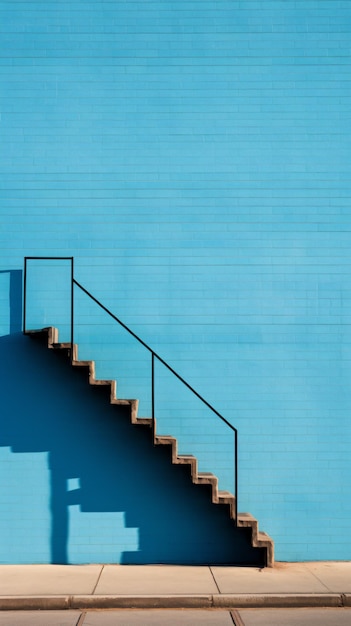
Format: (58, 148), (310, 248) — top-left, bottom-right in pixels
(23, 256), (238, 523)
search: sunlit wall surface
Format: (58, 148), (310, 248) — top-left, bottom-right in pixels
(0, 1), (350, 562)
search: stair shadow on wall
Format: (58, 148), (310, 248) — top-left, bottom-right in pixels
(0, 332), (264, 566)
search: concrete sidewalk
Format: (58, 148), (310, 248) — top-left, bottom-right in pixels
(0, 563), (350, 610)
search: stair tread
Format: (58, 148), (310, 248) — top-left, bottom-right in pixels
(176, 455), (196, 464)
(197, 472), (217, 477)
(72, 360), (93, 365)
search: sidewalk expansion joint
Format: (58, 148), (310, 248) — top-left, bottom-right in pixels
(76, 612), (87, 626)
(209, 565), (221, 593)
(231, 609), (245, 626)
(91, 565), (104, 595)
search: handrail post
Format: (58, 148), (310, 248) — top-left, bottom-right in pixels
(70, 257), (74, 364)
(23, 257), (27, 333)
(235, 430), (238, 526)
(151, 352), (155, 443)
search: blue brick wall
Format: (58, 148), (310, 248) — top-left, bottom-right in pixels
(0, 0), (351, 562)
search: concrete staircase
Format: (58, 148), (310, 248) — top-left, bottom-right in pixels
(26, 326), (274, 567)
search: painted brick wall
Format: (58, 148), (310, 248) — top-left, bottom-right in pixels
(0, 0), (351, 562)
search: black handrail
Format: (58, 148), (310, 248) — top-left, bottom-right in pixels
(23, 256), (238, 523)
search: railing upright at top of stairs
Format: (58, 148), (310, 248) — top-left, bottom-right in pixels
(23, 256), (238, 525)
